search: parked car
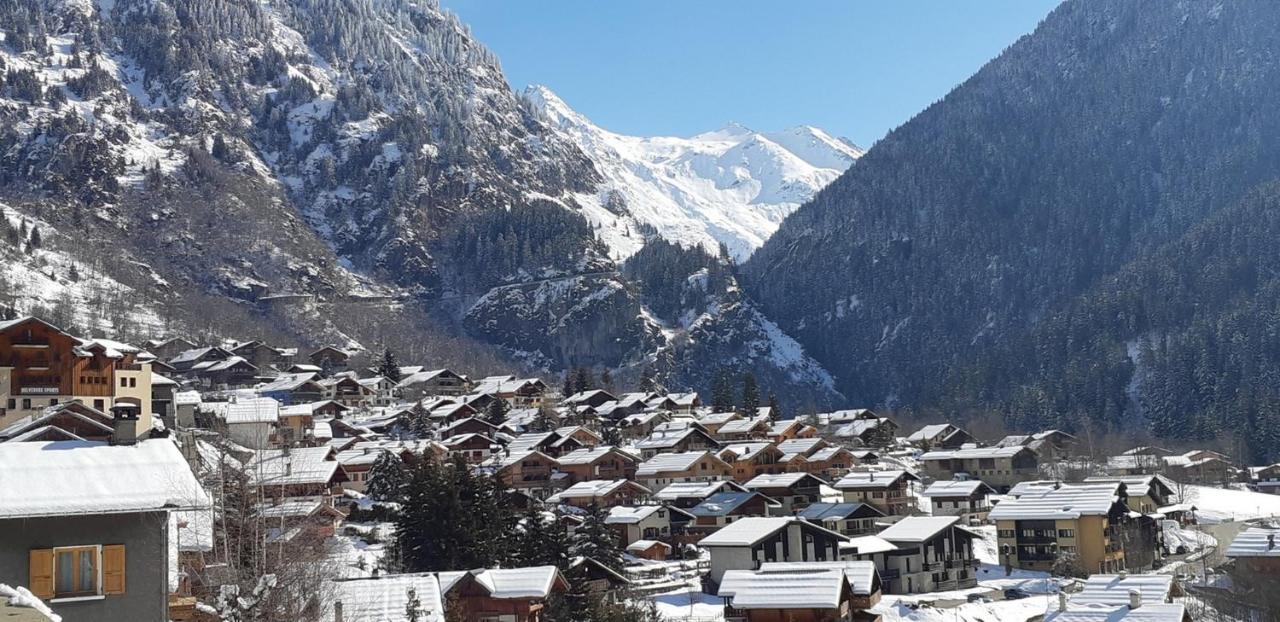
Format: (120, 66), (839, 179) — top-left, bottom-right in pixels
(1004, 588), (1031, 600)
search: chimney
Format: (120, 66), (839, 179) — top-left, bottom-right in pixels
(1058, 592), (1068, 612)
(333, 601), (344, 622)
(1127, 589), (1141, 610)
(110, 401), (140, 446)
(1118, 569), (1128, 579)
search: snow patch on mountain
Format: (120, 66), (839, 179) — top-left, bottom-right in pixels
(525, 86), (862, 262)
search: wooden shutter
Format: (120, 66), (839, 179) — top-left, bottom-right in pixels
(102, 545), (126, 595)
(28, 549), (54, 599)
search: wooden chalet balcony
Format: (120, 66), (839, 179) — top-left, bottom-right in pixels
(10, 337), (51, 347)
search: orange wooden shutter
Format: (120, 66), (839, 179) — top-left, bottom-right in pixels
(102, 545), (126, 594)
(28, 549), (54, 599)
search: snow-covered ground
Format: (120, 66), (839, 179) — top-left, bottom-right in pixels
(1182, 485), (1280, 523)
(526, 86), (862, 262)
(651, 584), (725, 621)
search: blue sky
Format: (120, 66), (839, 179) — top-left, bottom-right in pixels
(441, 1), (1061, 147)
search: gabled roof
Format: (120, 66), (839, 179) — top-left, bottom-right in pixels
(689, 491), (776, 517)
(756, 561), (879, 596)
(328, 574), (443, 622)
(920, 445), (1033, 461)
(833, 469), (918, 490)
(719, 568), (847, 610)
(990, 483), (1123, 520)
(776, 437), (826, 460)
(652, 480), (747, 501)
(717, 416), (771, 436)
(547, 479), (649, 503)
(743, 472), (828, 490)
(1043, 603), (1187, 621)
(921, 480), (996, 498)
(719, 442), (777, 462)
(1225, 527), (1280, 558)
(1071, 574), (1174, 607)
(0, 401), (114, 440)
(699, 517), (845, 547)
(556, 445), (635, 466)
(906, 423), (955, 442)
(439, 566), (563, 600)
(0, 440), (210, 518)
(876, 516), (960, 543)
(247, 446), (343, 486)
(636, 451), (728, 476)
(224, 397), (280, 424)
(799, 502), (884, 521)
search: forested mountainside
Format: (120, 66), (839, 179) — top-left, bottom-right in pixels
(525, 85), (862, 262)
(744, 0), (1280, 460)
(0, 0), (840, 406)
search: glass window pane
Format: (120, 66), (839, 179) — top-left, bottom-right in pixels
(57, 552), (73, 593)
(80, 550), (94, 592)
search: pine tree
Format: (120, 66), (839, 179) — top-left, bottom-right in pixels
(484, 398), (510, 426)
(600, 368), (614, 392)
(365, 450), (407, 502)
(573, 504), (623, 571)
(27, 225), (41, 249)
(710, 369), (734, 413)
(573, 367), (592, 395)
(740, 373), (760, 415)
(561, 372), (574, 399)
(766, 393), (782, 423)
(639, 365), (657, 393)
(396, 456), (517, 572)
(377, 346), (402, 382)
(514, 506), (571, 569)
(602, 424), (623, 447)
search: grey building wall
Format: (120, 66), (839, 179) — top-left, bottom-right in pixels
(0, 511), (170, 621)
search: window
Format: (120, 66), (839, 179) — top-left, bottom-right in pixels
(129, 378), (137, 388)
(6, 398), (14, 410)
(49, 399), (58, 406)
(94, 399), (105, 410)
(120, 378), (128, 388)
(22, 399), (31, 410)
(55, 547), (98, 597)
(1058, 529), (1075, 538)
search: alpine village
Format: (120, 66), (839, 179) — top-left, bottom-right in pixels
(3, 0), (1280, 621)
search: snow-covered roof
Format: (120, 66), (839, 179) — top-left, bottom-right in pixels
(717, 416), (770, 435)
(697, 411), (740, 425)
(743, 472), (824, 490)
(699, 517), (842, 547)
(0, 440), (210, 518)
(151, 373), (178, 387)
(651, 479), (744, 501)
(921, 480), (994, 498)
(555, 446), (630, 465)
(690, 492), (773, 517)
(328, 574), (443, 622)
(920, 445), (1030, 460)
(255, 498), (329, 519)
(547, 480), (646, 502)
(875, 516), (959, 543)
(224, 397), (280, 424)
(990, 483), (1122, 521)
(906, 423), (954, 442)
(718, 568), (846, 609)
(1071, 574), (1174, 607)
(636, 451), (720, 476)
(840, 535), (898, 555)
(626, 539), (671, 553)
(757, 561), (878, 596)
(833, 469), (916, 490)
(720, 442), (775, 462)
(439, 566), (561, 599)
(1225, 527), (1280, 558)
(776, 437), (825, 459)
(1007, 480), (1062, 497)
(605, 504), (665, 524)
(1043, 603), (1187, 621)
(247, 446), (342, 486)
(174, 390), (203, 406)
(257, 373), (319, 393)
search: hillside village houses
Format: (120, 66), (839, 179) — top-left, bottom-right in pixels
(0, 313), (1271, 621)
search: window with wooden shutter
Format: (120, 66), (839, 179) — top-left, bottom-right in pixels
(28, 549), (54, 600)
(102, 545), (126, 595)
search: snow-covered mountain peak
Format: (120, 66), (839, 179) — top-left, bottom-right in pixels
(525, 86), (862, 262)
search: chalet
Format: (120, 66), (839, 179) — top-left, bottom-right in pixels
(626, 539), (672, 561)
(697, 411), (742, 435)
(635, 450), (734, 491)
(167, 346), (234, 373)
(0, 317), (153, 440)
(144, 337), (197, 361)
(255, 498), (345, 541)
(428, 400), (480, 425)
(553, 425), (602, 448)
(716, 416), (773, 442)
(275, 401), (319, 446)
(775, 437), (827, 464)
(395, 368), (470, 400)
(865, 516), (979, 594)
(742, 472), (828, 514)
(920, 445), (1041, 492)
(506, 431), (583, 458)
(0, 400), (115, 442)
(1224, 527), (1280, 611)
(438, 566), (568, 622)
(667, 392), (701, 413)
(1045, 601), (1189, 622)
(329, 574), (444, 622)
(482, 450), (557, 497)
(334, 441), (436, 492)
(566, 557), (630, 595)
(545, 479), (651, 508)
(1161, 450), (1234, 485)
(719, 442), (786, 482)
(1083, 475), (1175, 514)
(688, 492), (782, 535)
(700, 517), (848, 585)
(318, 375), (376, 408)
(767, 418), (814, 442)
(190, 356), (259, 388)
(618, 411), (669, 439)
(221, 397), (281, 449)
(991, 482), (1160, 574)
(247, 445), (349, 501)
(652, 480), (749, 509)
(805, 446), (865, 480)
(229, 340), (291, 371)
(472, 376), (549, 407)
(904, 423), (976, 450)
(442, 433), (499, 464)
(920, 480), (995, 524)
(720, 562), (882, 622)
(606, 504), (695, 546)
(307, 346), (350, 373)
(174, 390), (202, 428)
(1253, 463), (1280, 495)
(833, 470), (920, 516)
(993, 429), (1078, 460)
(560, 389), (617, 410)
(1107, 446), (1175, 475)
(440, 416), (501, 439)
(798, 502), (885, 536)
(832, 415), (899, 448)
(635, 426), (720, 459)
(0, 440), (210, 621)
(554, 446), (638, 482)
